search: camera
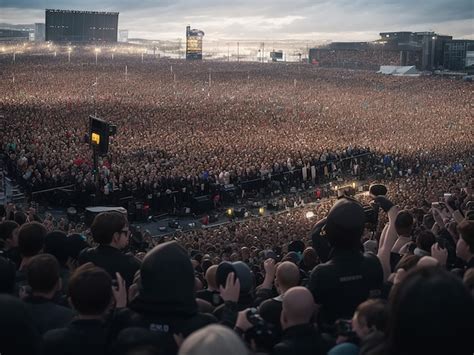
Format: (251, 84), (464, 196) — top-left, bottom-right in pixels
(363, 202), (380, 228)
(244, 308), (277, 352)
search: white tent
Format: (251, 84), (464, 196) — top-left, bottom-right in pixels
(378, 66), (419, 76)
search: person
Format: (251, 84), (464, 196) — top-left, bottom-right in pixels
(272, 286), (325, 355)
(23, 254), (75, 334)
(78, 212), (140, 287)
(0, 294), (42, 355)
(112, 241), (216, 355)
(0, 255), (16, 294)
(196, 264), (223, 307)
(0, 220), (20, 266)
(178, 324), (249, 355)
(309, 197), (383, 329)
(43, 263), (123, 355)
(385, 267), (474, 355)
(15, 221), (47, 292)
(456, 219), (474, 271)
(44, 230), (71, 292)
(259, 261), (300, 334)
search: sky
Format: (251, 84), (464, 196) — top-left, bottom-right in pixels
(1, 0), (473, 41)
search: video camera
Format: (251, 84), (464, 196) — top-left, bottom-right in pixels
(243, 308), (277, 352)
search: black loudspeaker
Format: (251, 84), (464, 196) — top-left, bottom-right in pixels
(234, 208), (246, 218)
(168, 220), (180, 229)
(209, 213), (219, 223)
(191, 195), (213, 214)
(222, 184), (238, 203)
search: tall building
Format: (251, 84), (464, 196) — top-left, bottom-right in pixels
(34, 23), (45, 42)
(119, 29), (128, 43)
(45, 9), (119, 42)
(443, 40), (474, 71)
(186, 25), (205, 60)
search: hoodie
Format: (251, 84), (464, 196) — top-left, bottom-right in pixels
(112, 242), (215, 355)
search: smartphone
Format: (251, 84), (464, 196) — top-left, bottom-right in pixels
(432, 202), (440, 208)
(443, 193), (452, 198)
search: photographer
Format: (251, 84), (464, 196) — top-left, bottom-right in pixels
(234, 287), (324, 355)
(308, 197), (383, 331)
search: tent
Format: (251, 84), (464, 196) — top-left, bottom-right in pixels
(378, 66), (420, 76)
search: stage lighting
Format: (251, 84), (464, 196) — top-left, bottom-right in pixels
(227, 208), (234, 217)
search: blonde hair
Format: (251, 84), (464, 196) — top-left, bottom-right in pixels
(178, 324), (248, 355)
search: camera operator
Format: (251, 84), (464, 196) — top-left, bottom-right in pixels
(308, 197), (383, 332)
(235, 287), (325, 355)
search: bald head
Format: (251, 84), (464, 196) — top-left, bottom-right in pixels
(281, 286), (315, 329)
(276, 261), (300, 293)
(417, 256), (439, 268)
(205, 265), (218, 291)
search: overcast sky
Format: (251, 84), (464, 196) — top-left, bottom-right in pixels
(1, 0), (473, 41)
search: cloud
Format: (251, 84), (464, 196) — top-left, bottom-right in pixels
(1, 0), (472, 40)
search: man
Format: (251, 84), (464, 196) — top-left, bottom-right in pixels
(112, 241), (216, 355)
(259, 261), (300, 334)
(43, 264), (118, 355)
(0, 220), (20, 266)
(456, 219), (474, 271)
(78, 212), (140, 287)
(273, 287), (325, 355)
(309, 198), (383, 329)
(196, 264), (223, 307)
(16, 221), (47, 292)
(23, 254), (74, 334)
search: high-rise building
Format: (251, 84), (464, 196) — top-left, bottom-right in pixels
(34, 23), (45, 42)
(119, 30), (129, 43)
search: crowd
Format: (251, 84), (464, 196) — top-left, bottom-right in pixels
(0, 52), (473, 355)
(1, 54), (472, 210)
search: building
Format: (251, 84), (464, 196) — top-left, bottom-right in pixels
(328, 42), (370, 50)
(186, 25), (204, 60)
(443, 40), (474, 71)
(34, 23), (45, 42)
(45, 9), (119, 42)
(0, 29), (29, 42)
(119, 29), (128, 43)
(420, 35), (452, 70)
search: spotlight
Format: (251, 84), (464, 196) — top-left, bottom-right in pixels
(226, 208), (234, 218)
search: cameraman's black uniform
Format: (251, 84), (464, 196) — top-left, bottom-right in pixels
(308, 197), (384, 331)
(308, 249), (383, 327)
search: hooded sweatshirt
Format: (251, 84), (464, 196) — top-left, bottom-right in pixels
(112, 242), (215, 355)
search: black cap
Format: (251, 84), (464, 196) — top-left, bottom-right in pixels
(325, 198), (365, 249)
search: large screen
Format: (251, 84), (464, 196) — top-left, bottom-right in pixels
(45, 9), (119, 42)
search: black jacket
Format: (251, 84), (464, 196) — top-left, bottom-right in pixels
(111, 242), (216, 355)
(308, 249), (383, 328)
(259, 295), (283, 335)
(78, 245), (140, 287)
(272, 324), (326, 355)
(43, 319), (109, 355)
(196, 289), (223, 307)
(24, 295), (75, 334)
